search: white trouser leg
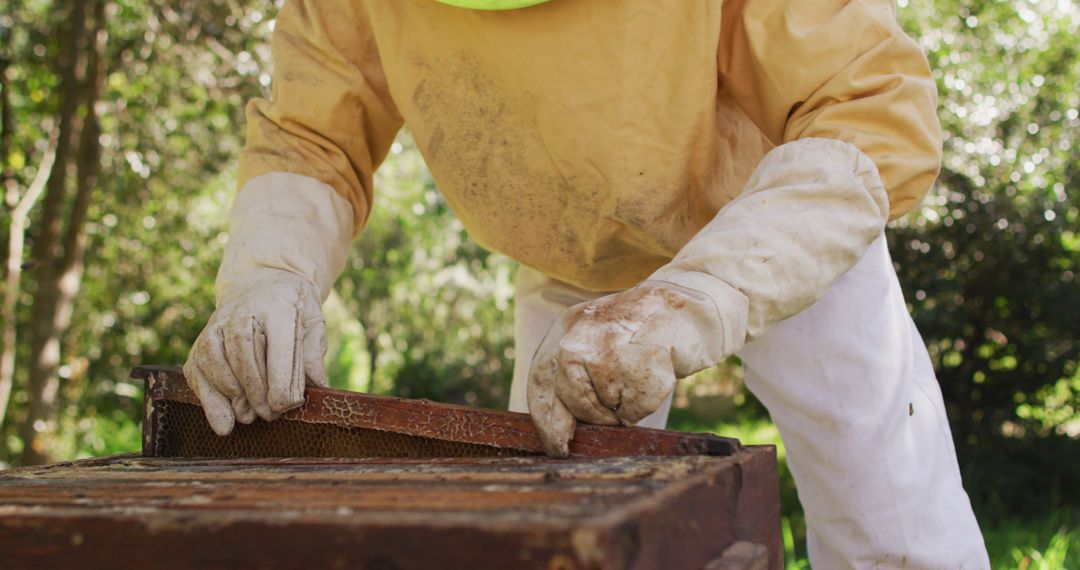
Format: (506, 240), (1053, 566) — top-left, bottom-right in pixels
(737, 235), (989, 569)
(508, 266), (674, 428)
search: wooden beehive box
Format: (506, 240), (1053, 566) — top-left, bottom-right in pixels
(0, 367), (783, 570)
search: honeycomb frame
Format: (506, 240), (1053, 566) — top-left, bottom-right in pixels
(136, 365), (740, 459)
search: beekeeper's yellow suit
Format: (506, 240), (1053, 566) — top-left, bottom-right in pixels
(184, 2), (990, 567)
(239, 0), (940, 290)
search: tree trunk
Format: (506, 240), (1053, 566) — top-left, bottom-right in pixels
(0, 0), (12, 188)
(0, 0), (15, 430)
(0, 129), (59, 431)
(19, 0), (108, 465)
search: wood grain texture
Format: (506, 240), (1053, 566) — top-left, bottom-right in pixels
(136, 365), (740, 459)
(0, 451), (783, 570)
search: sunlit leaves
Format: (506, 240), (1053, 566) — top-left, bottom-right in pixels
(892, 0), (1078, 442)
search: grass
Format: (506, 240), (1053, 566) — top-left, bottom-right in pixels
(986, 513), (1078, 570)
(668, 409), (1080, 570)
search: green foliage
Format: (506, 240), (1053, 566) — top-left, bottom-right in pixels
(1, 0), (276, 461)
(0, 0), (1076, 561)
(992, 516), (1079, 570)
(62, 0), (275, 458)
(891, 0), (1079, 447)
(883, 0), (1080, 529)
(330, 131), (518, 407)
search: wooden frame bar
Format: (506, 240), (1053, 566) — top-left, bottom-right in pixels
(0, 450), (783, 569)
(136, 366), (740, 458)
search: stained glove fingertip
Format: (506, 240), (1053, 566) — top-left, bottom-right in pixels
(208, 411), (235, 436)
(538, 429), (571, 458)
(233, 399), (256, 425)
(186, 364), (236, 436)
(202, 394), (235, 436)
(534, 404), (576, 458)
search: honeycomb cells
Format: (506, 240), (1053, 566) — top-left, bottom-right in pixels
(150, 401), (537, 459)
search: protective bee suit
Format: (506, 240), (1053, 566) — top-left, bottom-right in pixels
(183, 0), (990, 566)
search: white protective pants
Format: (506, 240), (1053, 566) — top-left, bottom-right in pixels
(508, 235), (990, 569)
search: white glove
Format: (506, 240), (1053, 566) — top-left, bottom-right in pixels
(184, 173), (353, 436)
(528, 138), (890, 456)
(527, 285), (736, 456)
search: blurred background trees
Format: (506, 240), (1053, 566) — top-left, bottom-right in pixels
(891, 0), (1079, 530)
(0, 0), (1076, 566)
(2, 0), (276, 463)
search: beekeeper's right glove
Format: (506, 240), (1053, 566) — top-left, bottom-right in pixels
(528, 138), (891, 456)
(183, 173), (353, 436)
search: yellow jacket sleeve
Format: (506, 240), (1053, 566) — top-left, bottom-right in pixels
(237, 0), (403, 233)
(719, 0), (942, 218)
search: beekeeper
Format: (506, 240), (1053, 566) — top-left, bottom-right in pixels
(183, 0), (990, 566)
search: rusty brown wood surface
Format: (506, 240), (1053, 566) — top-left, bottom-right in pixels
(136, 366), (740, 459)
(0, 449), (782, 570)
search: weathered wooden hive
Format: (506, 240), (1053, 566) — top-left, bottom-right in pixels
(0, 366), (782, 570)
